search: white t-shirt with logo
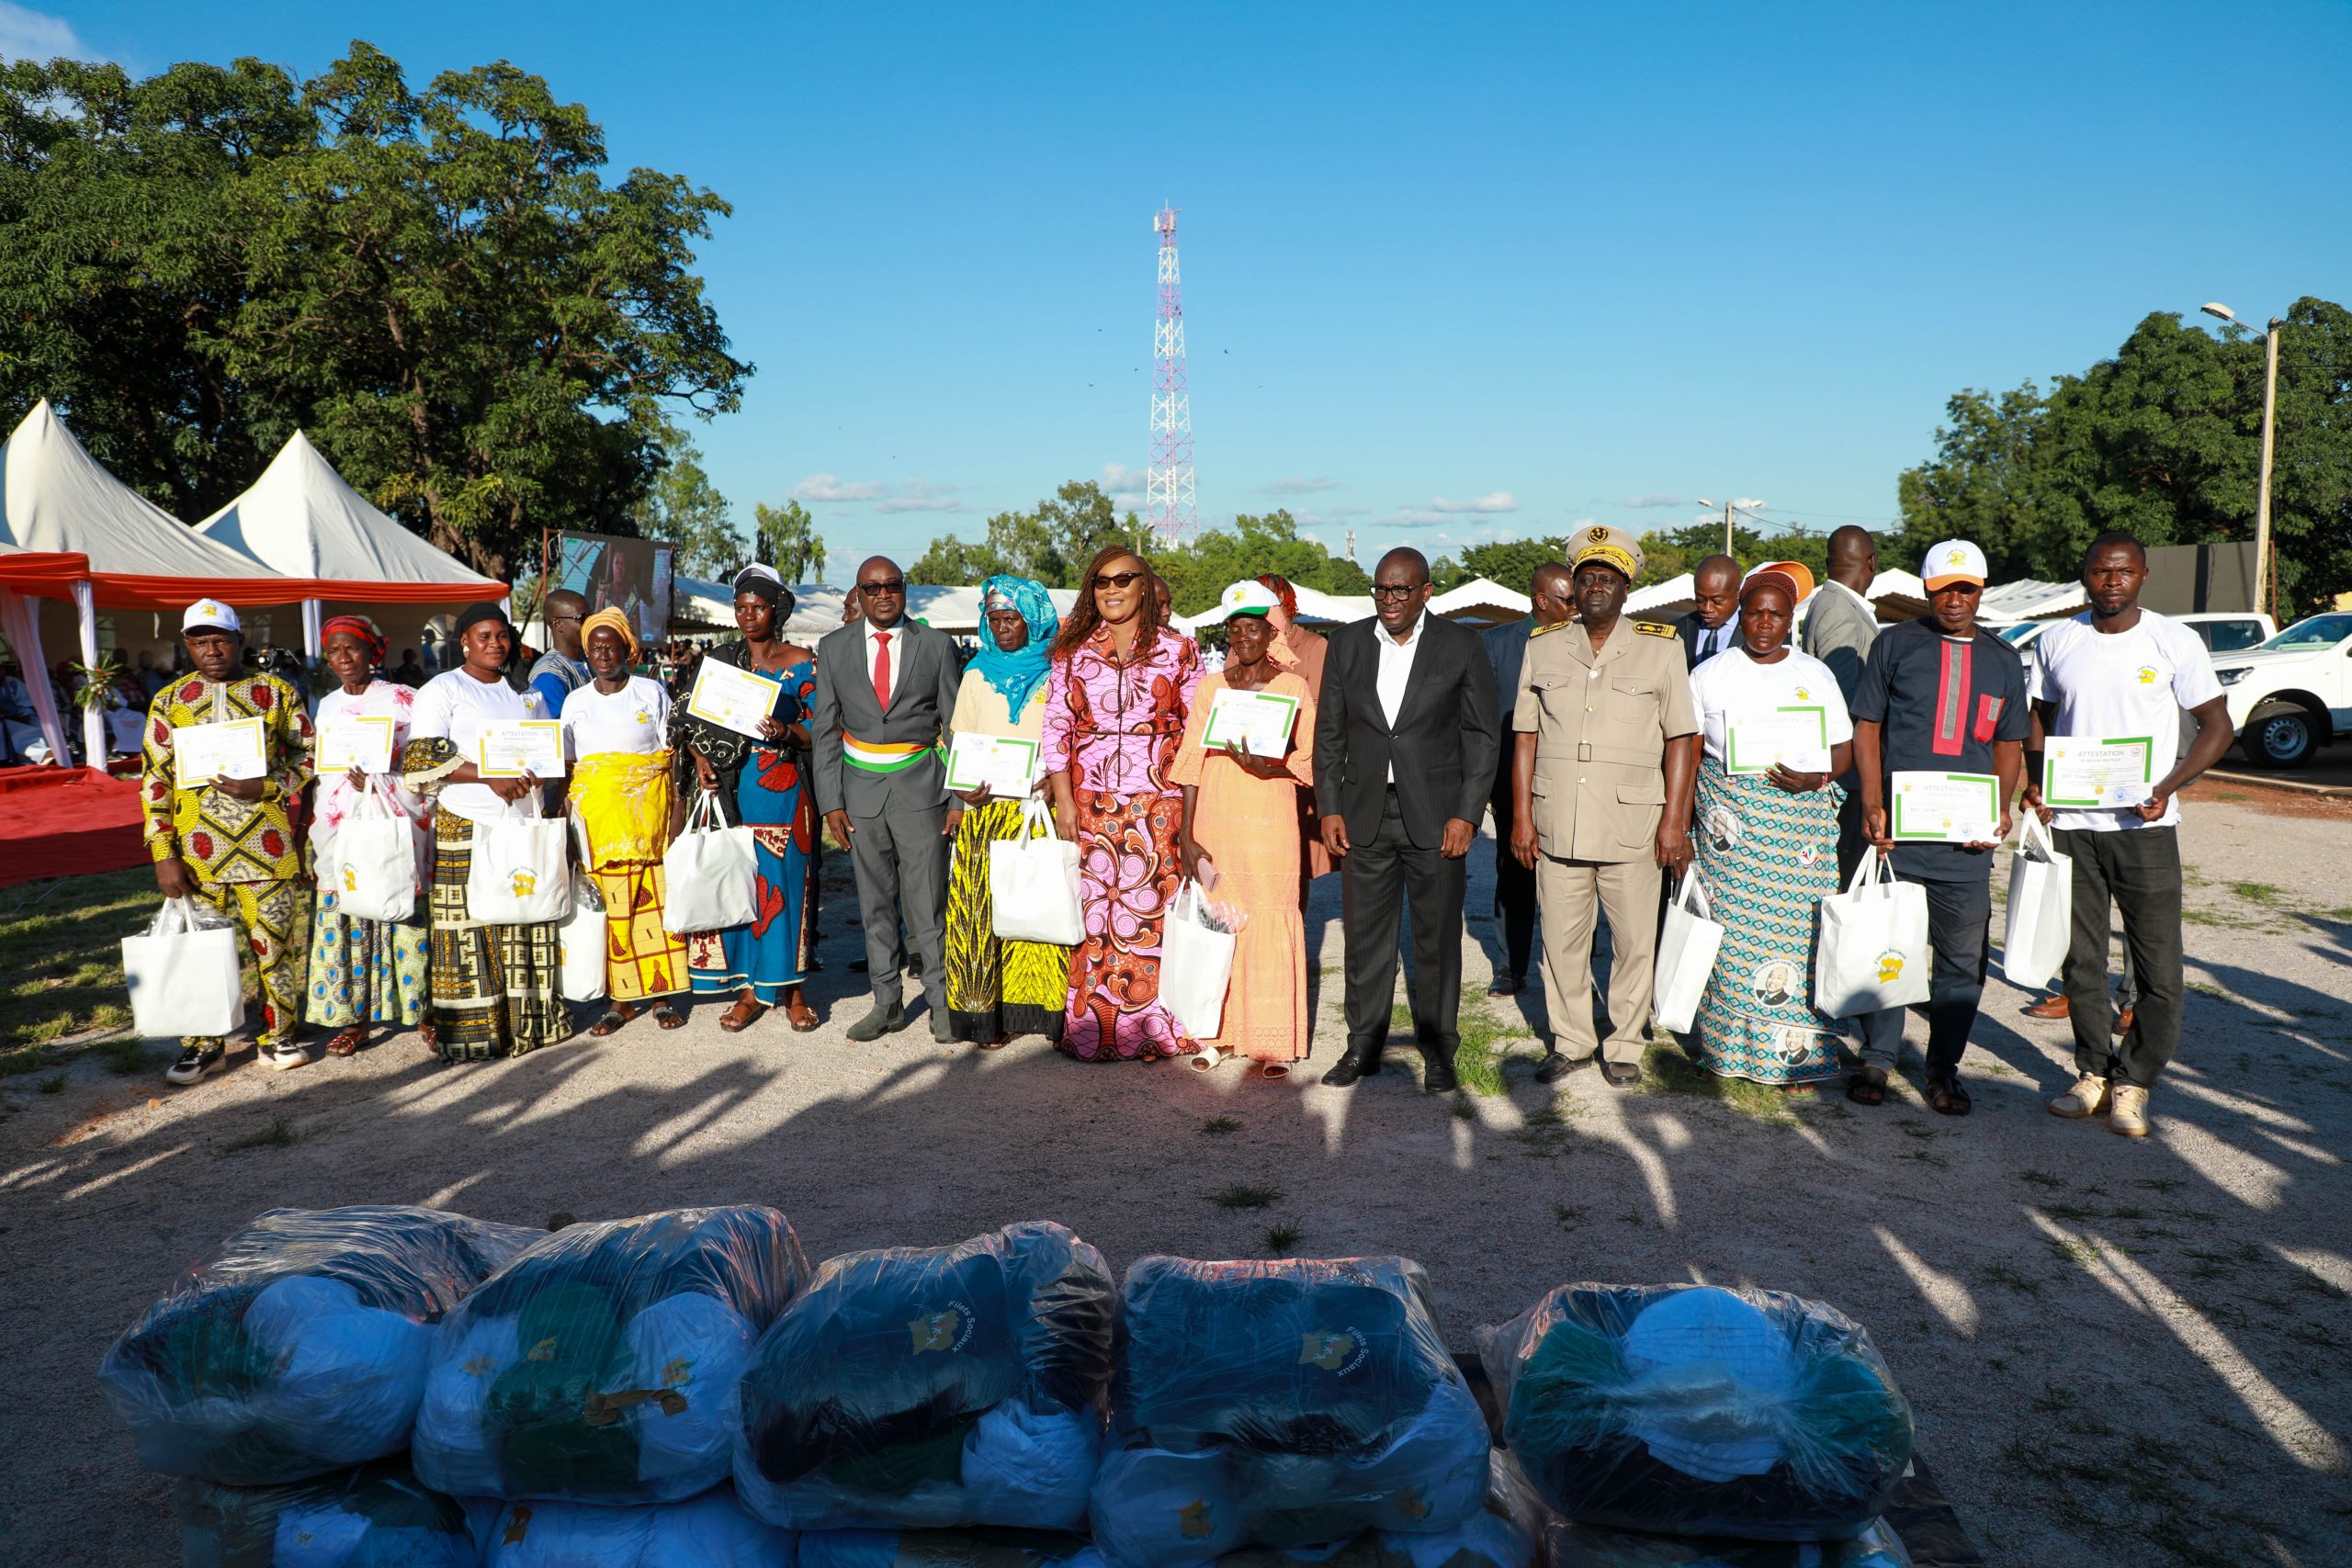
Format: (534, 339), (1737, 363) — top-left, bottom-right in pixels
(2027, 609), (2222, 831)
(560, 675), (671, 759)
(410, 670), (548, 825)
(1686, 647), (1854, 770)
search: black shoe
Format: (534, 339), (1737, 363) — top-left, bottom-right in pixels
(164, 1046), (223, 1086)
(1487, 972), (1524, 997)
(848, 958), (869, 974)
(1534, 1052), (1590, 1084)
(1600, 1060), (1642, 1088)
(1320, 1051), (1380, 1089)
(1421, 1049), (1459, 1095)
(846, 1003), (907, 1042)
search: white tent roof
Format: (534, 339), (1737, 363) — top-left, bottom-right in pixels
(0, 400), (286, 581)
(196, 429), (501, 590)
(1979, 578), (2085, 623)
(1627, 572), (1694, 616)
(1429, 576), (1532, 625)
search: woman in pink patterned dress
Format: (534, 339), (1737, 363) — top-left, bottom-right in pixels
(1043, 547), (1204, 1061)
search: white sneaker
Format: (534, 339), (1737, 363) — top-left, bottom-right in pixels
(264, 1043), (311, 1072)
(164, 1046), (223, 1086)
(2049, 1072), (2109, 1119)
(2109, 1082), (2151, 1137)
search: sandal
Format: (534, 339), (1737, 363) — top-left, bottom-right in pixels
(328, 1027), (365, 1058)
(1846, 1067), (1887, 1106)
(588, 1006), (635, 1038)
(652, 1004), (686, 1031)
(976, 1037), (1008, 1051)
(719, 997), (765, 1033)
(418, 1020), (437, 1053)
(1927, 1074), (1973, 1117)
(1261, 1063), (1290, 1081)
(1189, 1052), (1221, 1072)
(784, 989), (820, 1033)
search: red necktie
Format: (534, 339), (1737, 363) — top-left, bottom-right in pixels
(871, 631), (892, 710)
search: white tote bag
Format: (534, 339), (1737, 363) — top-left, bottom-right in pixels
(989, 797), (1084, 946)
(1814, 846), (1931, 1018)
(1159, 879), (1239, 1041)
(1654, 870), (1726, 1036)
(332, 781), (418, 924)
(122, 897), (245, 1040)
(464, 799), (570, 925)
(2001, 813), (2074, 991)
(662, 790), (758, 936)
(558, 877), (609, 1003)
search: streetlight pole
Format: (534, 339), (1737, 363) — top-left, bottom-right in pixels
(2201, 302), (2284, 617)
(1695, 498), (1747, 558)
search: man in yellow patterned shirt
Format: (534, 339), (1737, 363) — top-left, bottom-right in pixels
(140, 600), (315, 1083)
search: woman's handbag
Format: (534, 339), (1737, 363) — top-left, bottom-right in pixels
(662, 789), (759, 935)
(559, 876), (609, 1003)
(122, 897), (245, 1040)
(1653, 870), (1726, 1035)
(332, 780), (418, 924)
(2001, 813), (2074, 991)
(465, 796), (571, 924)
(1814, 846), (1931, 1018)
(989, 796), (1084, 946)
(1159, 879), (1241, 1041)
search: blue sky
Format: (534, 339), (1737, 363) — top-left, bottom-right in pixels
(17, 1), (2352, 569)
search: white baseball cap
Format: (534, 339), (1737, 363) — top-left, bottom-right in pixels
(1217, 580), (1280, 619)
(1921, 540), (1988, 592)
(182, 599), (241, 635)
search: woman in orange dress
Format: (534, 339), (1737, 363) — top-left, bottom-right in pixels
(1171, 581), (1318, 1077)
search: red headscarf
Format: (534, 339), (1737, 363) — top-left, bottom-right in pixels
(319, 615), (387, 665)
(1254, 574), (1299, 620)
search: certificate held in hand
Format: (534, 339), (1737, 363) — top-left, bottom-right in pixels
(686, 659), (784, 739)
(475, 720), (566, 779)
(944, 732), (1041, 795)
(2043, 735), (2154, 809)
(1891, 771), (2001, 843)
(1725, 705), (1830, 775)
(1200, 685), (1300, 759)
(316, 716), (396, 775)
(173, 717), (266, 790)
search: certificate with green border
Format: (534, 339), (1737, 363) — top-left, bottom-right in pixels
(1201, 686), (1300, 758)
(1726, 705), (1829, 775)
(2044, 736), (2154, 809)
(1891, 771), (2000, 842)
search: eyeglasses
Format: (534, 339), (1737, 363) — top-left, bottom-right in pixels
(1092, 570), (1148, 590)
(1370, 583), (1425, 601)
(857, 580), (907, 595)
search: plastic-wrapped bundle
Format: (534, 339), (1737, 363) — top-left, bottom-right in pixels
(414, 1205), (809, 1503)
(1545, 1517), (1914, 1567)
(1481, 1285), (1913, 1541)
(1089, 1257), (1492, 1568)
(801, 1527), (1108, 1568)
(482, 1485), (797, 1566)
(100, 1205), (537, 1484)
(733, 1221), (1114, 1530)
(169, 1456), (481, 1567)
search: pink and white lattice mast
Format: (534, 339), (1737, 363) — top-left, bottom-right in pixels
(1146, 206), (1195, 545)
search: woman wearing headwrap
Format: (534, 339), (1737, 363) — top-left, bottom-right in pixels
(664, 565), (821, 1032)
(941, 575), (1071, 1047)
(1257, 573), (1334, 887)
(303, 615), (429, 1056)
(1686, 568), (1853, 1090)
(561, 607), (688, 1033)
(401, 601), (569, 1061)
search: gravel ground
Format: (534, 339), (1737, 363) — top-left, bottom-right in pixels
(4, 784), (2347, 1566)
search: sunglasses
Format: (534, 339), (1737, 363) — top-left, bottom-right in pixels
(1370, 583), (1426, 601)
(857, 580), (907, 595)
(1092, 570), (1148, 590)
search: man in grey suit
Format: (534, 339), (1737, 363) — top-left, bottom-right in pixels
(1800, 525), (1881, 879)
(811, 556), (965, 1042)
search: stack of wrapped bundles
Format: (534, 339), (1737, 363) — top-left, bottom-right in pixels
(168, 1456), (488, 1568)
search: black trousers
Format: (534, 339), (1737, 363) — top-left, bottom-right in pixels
(2054, 826), (2185, 1089)
(1488, 758), (1536, 980)
(1341, 787), (1466, 1057)
(1857, 869), (1992, 1077)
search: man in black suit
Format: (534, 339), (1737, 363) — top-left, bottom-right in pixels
(1671, 554), (1744, 670)
(1479, 561), (1575, 996)
(1314, 547), (1501, 1092)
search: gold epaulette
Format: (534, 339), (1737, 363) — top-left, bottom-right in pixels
(1529, 620), (1567, 637)
(1634, 621), (1678, 638)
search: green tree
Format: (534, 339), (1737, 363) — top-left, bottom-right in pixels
(753, 498), (827, 582)
(908, 479), (1138, 589)
(1633, 520), (1826, 587)
(1454, 538), (1566, 593)
(635, 432), (742, 580)
(1151, 510), (1369, 614)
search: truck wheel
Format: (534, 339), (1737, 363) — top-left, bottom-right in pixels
(2241, 702), (2317, 769)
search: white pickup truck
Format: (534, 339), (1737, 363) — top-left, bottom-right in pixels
(2213, 612), (2352, 768)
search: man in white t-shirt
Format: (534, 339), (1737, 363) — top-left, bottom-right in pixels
(2024, 532), (2233, 1136)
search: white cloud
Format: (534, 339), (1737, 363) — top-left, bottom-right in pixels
(1430, 491), (1518, 514)
(1261, 475), (1339, 496)
(790, 473), (888, 503)
(874, 479), (963, 513)
(0, 3), (91, 62)
(1622, 491), (1687, 509)
(1101, 461), (1148, 491)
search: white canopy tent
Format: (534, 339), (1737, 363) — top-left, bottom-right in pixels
(1978, 578), (2085, 625)
(1428, 576), (1532, 626)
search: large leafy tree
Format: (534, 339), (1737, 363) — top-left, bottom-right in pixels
(753, 498), (826, 582)
(635, 433), (742, 581)
(0, 46), (750, 581)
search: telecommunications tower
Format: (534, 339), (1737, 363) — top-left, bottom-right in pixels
(1146, 206), (1195, 544)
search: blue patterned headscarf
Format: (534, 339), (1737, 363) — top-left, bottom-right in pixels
(972, 574), (1057, 712)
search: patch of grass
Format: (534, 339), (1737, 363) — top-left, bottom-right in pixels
(1895, 1148), (1950, 1168)
(218, 1114), (300, 1156)
(1983, 1263), (2043, 1296)
(1199, 1116), (1241, 1136)
(1449, 1099), (1476, 1122)
(2043, 1235), (2104, 1269)
(1262, 1220), (1303, 1256)
(0, 1045), (51, 1077)
(2228, 881), (2284, 906)
(100, 1038), (156, 1076)
(1634, 1041), (1804, 1123)
(37, 1072), (65, 1094)
(1552, 1202), (1589, 1230)
(1208, 1182), (1281, 1211)
(2021, 1168), (2066, 1189)
(1507, 1102), (1580, 1158)
(2187, 980), (2233, 1000)
(1449, 1005), (1537, 1097)
(0, 867), (152, 1053)
(2132, 1177), (2188, 1195)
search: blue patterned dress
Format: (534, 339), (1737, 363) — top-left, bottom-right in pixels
(1690, 755), (1846, 1084)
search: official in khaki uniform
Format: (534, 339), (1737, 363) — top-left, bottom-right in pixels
(1510, 526), (1700, 1087)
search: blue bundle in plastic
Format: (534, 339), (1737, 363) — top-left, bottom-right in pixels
(1545, 1517), (1914, 1567)
(1088, 1257), (1492, 1568)
(733, 1221), (1114, 1530)
(481, 1484), (797, 1566)
(800, 1527), (1107, 1568)
(99, 1205), (537, 1484)
(169, 1456), (482, 1567)
(413, 1205), (809, 1503)
(1481, 1285), (1913, 1542)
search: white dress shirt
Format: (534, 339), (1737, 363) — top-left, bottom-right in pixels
(1374, 609), (1427, 784)
(1692, 611), (1742, 663)
(864, 619), (902, 707)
